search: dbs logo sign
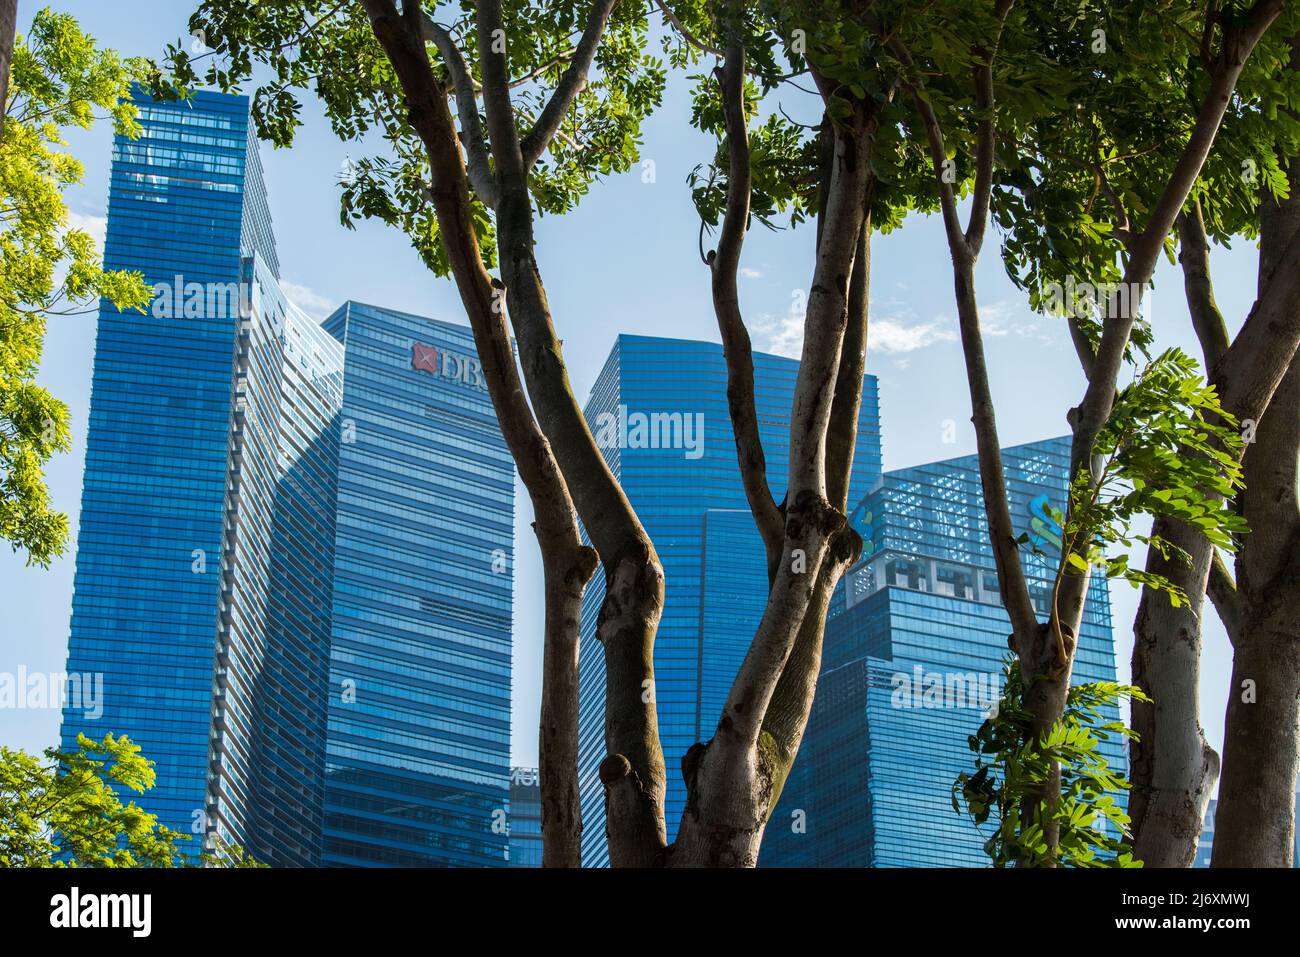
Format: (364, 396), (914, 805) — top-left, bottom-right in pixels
(411, 341), (487, 391)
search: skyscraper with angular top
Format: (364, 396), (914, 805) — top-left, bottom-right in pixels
(760, 436), (1123, 867)
(60, 90), (512, 867)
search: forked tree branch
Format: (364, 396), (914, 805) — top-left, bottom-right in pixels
(865, 1), (1039, 640)
(360, 0), (596, 868)
(1057, 0), (1283, 635)
(707, 39), (785, 572)
(473, 0), (670, 866)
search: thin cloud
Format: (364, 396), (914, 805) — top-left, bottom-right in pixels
(870, 317), (958, 353)
(756, 308), (961, 358)
(281, 279), (337, 321)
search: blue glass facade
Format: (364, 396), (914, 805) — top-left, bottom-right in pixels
(507, 767), (543, 867)
(576, 335), (882, 865)
(321, 304), (512, 867)
(761, 436), (1124, 866)
(60, 89), (282, 857)
(61, 91), (512, 867)
(1194, 799), (1216, 867)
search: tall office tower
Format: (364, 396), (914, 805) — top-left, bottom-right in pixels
(576, 335), (882, 866)
(507, 766), (543, 867)
(61, 90), (514, 867)
(761, 436), (1124, 867)
(321, 304), (513, 867)
(60, 88), (298, 860)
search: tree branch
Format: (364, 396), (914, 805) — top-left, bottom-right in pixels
(1177, 198), (1230, 372)
(1207, 548), (1244, 646)
(519, 0), (620, 169)
(1058, 0), (1282, 634)
(964, 0), (1015, 255)
(473, 0), (669, 867)
(359, 0), (597, 868)
(652, 0), (724, 57)
(707, 39), (784, 573)
(419, 14), (499, 206)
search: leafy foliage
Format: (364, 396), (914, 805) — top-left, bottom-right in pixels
(1, 8), (153, 566)
(990, 0), (1300, 346)
(161, 0), (666, 273)
(679, 0), (938, 242)
(1049, 348), (1248, 609)
(953, 658), (1147, 868)
(0, 733), (261, 867)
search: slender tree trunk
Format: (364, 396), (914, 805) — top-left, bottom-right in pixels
(471, 0), (669, 863)
(0, 0), (16, 129)
(537, 519), (599, 867)
(1214, 347), (1300, 867)
(669, 113), (873, 867)
(1129, 518), (1220, 867)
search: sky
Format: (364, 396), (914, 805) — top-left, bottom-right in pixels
(0, 1), (1264, 777)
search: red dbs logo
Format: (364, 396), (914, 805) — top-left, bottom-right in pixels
(410, 340), (488, 390)
(411, 342), (440, 374)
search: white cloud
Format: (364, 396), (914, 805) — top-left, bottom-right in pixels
(66, 211), (107, 251)
(754, 312), (805, 359)
(740, 267), (763, 279)
(280, 279), (337, 321)
(870, 317), (958, 353)
(757, 307), (962, 359)
(976, 299), (1056, 344)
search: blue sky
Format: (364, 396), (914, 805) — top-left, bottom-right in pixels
(0, 1), (1261, 774)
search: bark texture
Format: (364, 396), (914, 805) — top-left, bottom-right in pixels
(1212, 155), (1300, 866)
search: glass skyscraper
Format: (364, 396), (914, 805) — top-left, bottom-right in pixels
(576, 335), (882, 866)
(60, 90), (512, 866)
(321, 303), (513, 867)
(761, 436), (1123, 866)
(60, 88), (285, 858)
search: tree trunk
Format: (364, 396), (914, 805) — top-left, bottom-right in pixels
(0, 0), (17, 129)
(1213, 609), (1300, 866)
(1132, 146), (1300, 865)
(1214, 351), (1300, 866)
(668, 111), (873, 867)
(1129, 518), (1220, 867)
(538, 523), (599, 867)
